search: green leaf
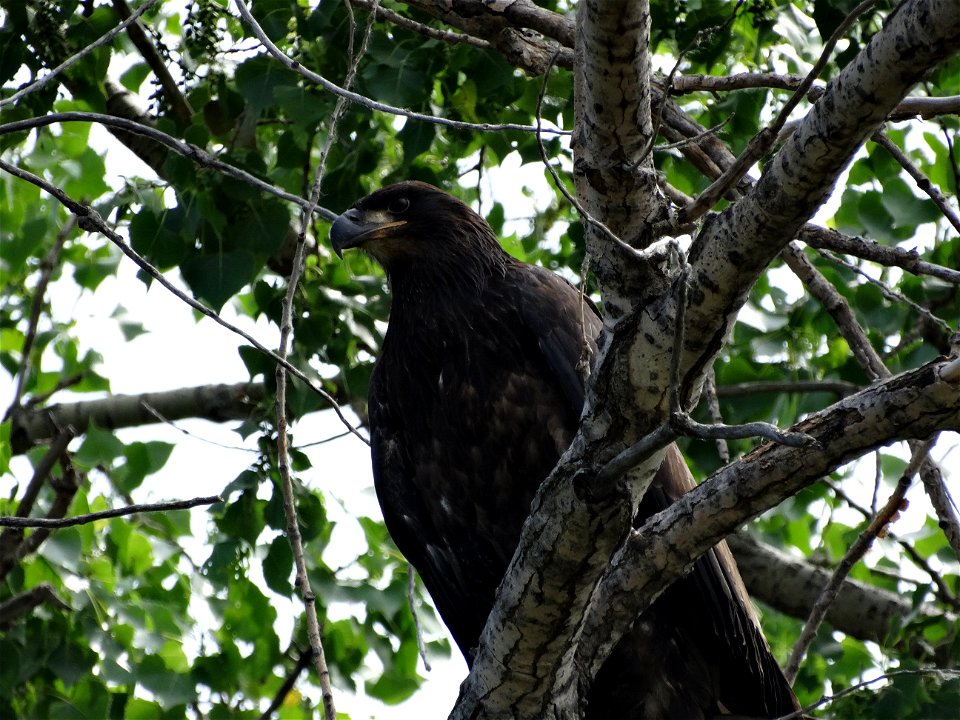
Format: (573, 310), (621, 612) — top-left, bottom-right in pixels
(74, 424), (125, 469)
(263, 536), (293, 594)
(235, 56), (296, 111)
(137, 654), (196, 707)
(399, 120), (436, 161)
(115, 441), (175, 493)
(180, 250), (257, 311)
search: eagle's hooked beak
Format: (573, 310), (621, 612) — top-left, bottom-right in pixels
(330, 208), (407, 258)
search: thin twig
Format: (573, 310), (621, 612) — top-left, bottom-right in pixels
(6, 218), (74, 415)
(407, 563), (432, 671)
(872, 131), (960, 234)
(643, 2), (745, 163)
(919, 458), (960, 562)
(813, 247), (954, 335)
(825, 478), (959, 608)
(10, 428), (77, 521)
(776, 668), (960, 720)
(594, 424), (679, 489)
(533, 50), (631, 254)
(0, 495), (222, 529)
(713, 379), (859, 397)
(781, 242), (890, 380)
(270, 4), (381, 715)
(0, 158), (369, 447)
(351, 0), (492, 49)
(672, 412), (816, 448)
(0, 0), (159, 110)
(258, 648), (314, 720)
(139, 402), (261, 453)
(702, 371), (730, 463)
(783, 439), (932, 683)
(233, 0), (566, 137)
(112, 0), (193, 128)
(0, 584), (72, 629)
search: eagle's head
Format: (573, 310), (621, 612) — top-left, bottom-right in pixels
(330, 182), (506, 279)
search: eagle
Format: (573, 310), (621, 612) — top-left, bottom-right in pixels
(330, 181), (800, 719)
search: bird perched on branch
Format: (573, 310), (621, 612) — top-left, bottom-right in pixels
(331, 181), (799, 719)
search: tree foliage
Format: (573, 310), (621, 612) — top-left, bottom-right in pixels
(0, 0), (958, 718)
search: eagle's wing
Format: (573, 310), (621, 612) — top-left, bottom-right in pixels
(515, 264), (603, 411)
(368, 388), (493, 657)
(647, 445), (800, 716)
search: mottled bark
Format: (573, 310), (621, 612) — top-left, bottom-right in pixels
(8, 382), (266, 454)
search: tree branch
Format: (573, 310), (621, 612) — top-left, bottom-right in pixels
(799, 224), (960, 285)
(233, 0), (565, 136)
(9, 381), (266, 455)
(0, 495), (223, 529)
(578, 357), (960, 680)
(727, 532), (956, 651)
(111, 0), (193, 128)
(682, 0), (960, 399)
(0, 583), (72, 630)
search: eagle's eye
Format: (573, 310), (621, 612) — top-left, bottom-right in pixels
(388, 197), (410, 214)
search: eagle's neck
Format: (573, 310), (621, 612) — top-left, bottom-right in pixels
(384, 231), (511, 322)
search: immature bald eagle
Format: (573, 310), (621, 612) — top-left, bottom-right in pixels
(331, 181), (799, 719)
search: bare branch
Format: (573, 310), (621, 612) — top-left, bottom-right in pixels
(799, 224), (960, 285)
(783, 668), (960, 720)
(6, 218), (74, 415)
(813, 247), (954, 335)
(672, 411), (816, 447)
(0, 428), (76, 577)
(782, 242), (890, 380)
(919, 458), (960, 561)
(258, 648), (314, 720)
(579, 357), (960, 681)
(350, 0), (492, 49)
(713, 379), (859, 397)
(728, 532), (957, 648)
(872, 130), (960, 234)
(111, 0), (192, 128)
(670, 71), (812, 94)
(0, 112), (338, 222)
(0, 457), (83, 579)
(0, 495), (223, 529)
(9, 381), (266, 455)
(702, 371), (730, 463)
(889, 94), (960, 120)
(824, 479), (959, 608)
(0, 584), (72, 630)
(271, 3), (381, 713)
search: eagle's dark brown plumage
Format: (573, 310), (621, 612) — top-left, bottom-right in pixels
(331, 181), (799, 719)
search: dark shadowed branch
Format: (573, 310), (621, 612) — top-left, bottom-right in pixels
(0, 584), (72, 630)
(0, 495), (223, 529)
